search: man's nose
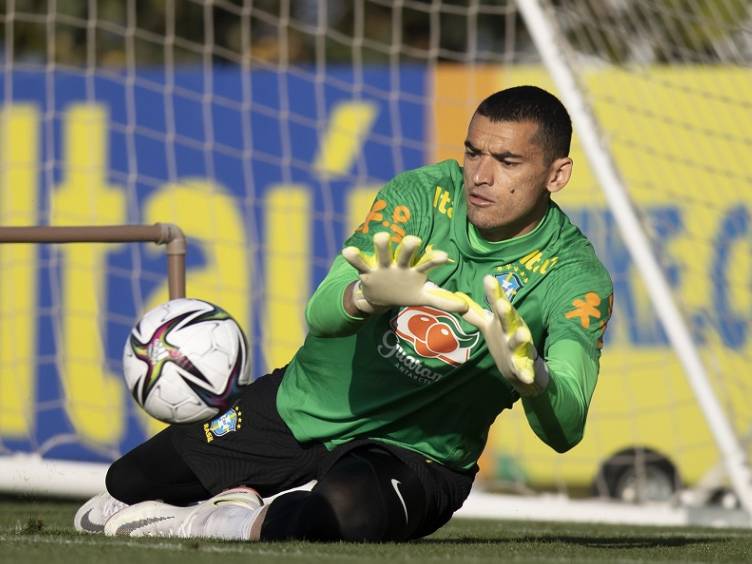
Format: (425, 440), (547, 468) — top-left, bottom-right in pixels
(473, 156), (493, 185)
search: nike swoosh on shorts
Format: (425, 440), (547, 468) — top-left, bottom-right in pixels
(390, 478), (409, 524)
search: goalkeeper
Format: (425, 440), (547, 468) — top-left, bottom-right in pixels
(76, 85), (613, 542)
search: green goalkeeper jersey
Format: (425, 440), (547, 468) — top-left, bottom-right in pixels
(277, 159), (613, 472)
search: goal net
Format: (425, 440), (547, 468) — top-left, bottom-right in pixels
(1, 0), (751, 525)
(503, 0), (752, 520)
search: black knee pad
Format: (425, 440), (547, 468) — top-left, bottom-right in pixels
(315, 463), (387, 540)
(261, 490), (341, 541)
(261, 447), (427, 542)
(314, 447), (427, 541)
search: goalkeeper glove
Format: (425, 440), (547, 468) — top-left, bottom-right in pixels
(342, 231), (469, 315)
(458, 275), (549, 397)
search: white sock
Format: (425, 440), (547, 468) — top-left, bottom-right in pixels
(177, 488), (265, 540)
(191, 503), (264, 540)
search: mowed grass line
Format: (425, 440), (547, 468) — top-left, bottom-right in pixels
(1, 498), (751, 563)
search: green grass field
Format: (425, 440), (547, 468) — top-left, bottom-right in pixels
(2, 498), (751, 563)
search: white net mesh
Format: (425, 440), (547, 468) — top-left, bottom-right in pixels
(500, 0), (752, 507)
(0, 0), (750, 514)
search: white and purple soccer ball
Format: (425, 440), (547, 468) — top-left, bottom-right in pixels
(123, 298), (250, 424)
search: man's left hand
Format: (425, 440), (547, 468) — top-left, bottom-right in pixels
(457, 275), (549, 397)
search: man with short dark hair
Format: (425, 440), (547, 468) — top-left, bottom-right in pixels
(76, 85), (612, 542)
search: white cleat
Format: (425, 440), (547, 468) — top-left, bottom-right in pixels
(74, 492), (128, 534)
(103, 500), (194, 538)
(104, 487), (263, 540)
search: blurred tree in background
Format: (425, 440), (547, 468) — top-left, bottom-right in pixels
(0, 0), (528, 67)
(552, 0), (751, 64)
(0, 0), (748, 67)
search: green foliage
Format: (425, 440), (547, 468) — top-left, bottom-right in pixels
(1, 0), (748, 66)
(0, 0), (519, 66)
(556, 0), (751, 64)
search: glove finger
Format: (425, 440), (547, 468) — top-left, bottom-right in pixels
(341, 246), (372, 274)
(483, 274), (504, 305)
(513, 351), (536, 384)
(424, 286), (470, 313)
(484, 275), (522, 335)
(373, 231), (393, 269)
(508, 326), (536, 385)
(515, 367), (535, 385)
(507, 325), (532, 350)
(457, 292), (490, 329)
(394, 235), (421, 268)
(497, 300), (525, 337)
(484, 277), (512, 332)
(414, 250), (449, 273)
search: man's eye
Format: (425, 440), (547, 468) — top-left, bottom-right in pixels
(502, 160), (519, 167)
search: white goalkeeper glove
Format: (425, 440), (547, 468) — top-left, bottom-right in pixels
(458, 275), (549, 397)
(342, 231), (469, 315)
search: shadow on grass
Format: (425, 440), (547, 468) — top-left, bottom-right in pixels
(419, 535), (726, 549)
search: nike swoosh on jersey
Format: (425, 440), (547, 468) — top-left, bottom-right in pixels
(390, 478), (409, 524)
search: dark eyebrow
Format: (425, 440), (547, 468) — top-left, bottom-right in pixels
(464, 141), (523, 161)
(491, 150), (523, 161)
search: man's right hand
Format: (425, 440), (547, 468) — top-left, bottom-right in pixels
(342, 232), (469, 315)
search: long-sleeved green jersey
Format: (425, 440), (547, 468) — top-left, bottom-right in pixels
(277, 159), (613, 472)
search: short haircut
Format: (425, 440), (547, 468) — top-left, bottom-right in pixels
(474, 85), (572, 162)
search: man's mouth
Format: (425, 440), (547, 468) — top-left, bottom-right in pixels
(468, 192), (493, 207)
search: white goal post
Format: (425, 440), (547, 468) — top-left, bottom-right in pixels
(516, 0), (752, 515)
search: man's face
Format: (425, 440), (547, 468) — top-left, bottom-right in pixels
(462, 115), (570, 241)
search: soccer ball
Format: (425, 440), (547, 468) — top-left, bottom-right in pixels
(123, 298), (250, 424)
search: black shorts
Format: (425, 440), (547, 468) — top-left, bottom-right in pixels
(171, 367), (475, 531)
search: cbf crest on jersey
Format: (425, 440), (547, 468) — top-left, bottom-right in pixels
(497, 272), (522, 301)
(203, 405), (242, 443)
(492, 264), (529, 302)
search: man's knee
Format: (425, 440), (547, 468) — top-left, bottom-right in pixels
(261, 484), (387, 542)
(319, 476), (388, 540)
(260, 490), (340, 541)
(261, 448), (426, 542)
(328, 450), (428, 541)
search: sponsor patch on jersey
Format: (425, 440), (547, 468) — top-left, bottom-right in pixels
(203, 405), (242, 443)
(392, 306), (478, 366)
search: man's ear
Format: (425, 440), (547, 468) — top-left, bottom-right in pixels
(546, 157), (573, 194)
